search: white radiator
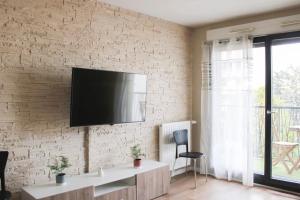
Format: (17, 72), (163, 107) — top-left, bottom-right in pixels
(159, 121), (193, 175)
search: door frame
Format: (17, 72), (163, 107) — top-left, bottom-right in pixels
(253, 31), (300, 193)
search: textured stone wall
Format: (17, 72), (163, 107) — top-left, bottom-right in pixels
(0, 0), (192, 197)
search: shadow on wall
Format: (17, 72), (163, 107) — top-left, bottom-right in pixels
(0, 67), (86, 193)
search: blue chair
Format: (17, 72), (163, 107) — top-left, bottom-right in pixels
(172, 129), (207, 188)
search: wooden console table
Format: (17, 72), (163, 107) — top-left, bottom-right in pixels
(22, 160), (170, 200)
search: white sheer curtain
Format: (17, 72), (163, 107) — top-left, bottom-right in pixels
(200, 36), (255, 186)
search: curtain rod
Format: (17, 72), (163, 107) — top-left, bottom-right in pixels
(204, 36), (253, 45)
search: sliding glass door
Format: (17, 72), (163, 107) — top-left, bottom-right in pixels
(253, 31), (300, 192)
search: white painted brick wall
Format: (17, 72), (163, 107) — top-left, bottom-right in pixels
(0, 0), (192, 198)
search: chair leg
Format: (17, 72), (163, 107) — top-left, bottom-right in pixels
(204, 155), (208, 182)
(194, 158), (197, 188)
(185, 158), (188, 176)
(172, 158), (177, 178)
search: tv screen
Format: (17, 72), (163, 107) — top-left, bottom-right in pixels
(70, 68), (147, 127)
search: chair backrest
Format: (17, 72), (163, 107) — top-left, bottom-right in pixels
(173, 129), (188, 158)
(0, 151), (9, 192)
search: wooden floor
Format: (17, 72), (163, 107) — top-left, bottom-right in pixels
(157, 174), (300, 200)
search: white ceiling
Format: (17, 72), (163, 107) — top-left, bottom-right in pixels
(101, 0), (300, 27)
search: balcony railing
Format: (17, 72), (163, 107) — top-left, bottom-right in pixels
(255, 106), (300, 150)
(254, 106), (300, 181)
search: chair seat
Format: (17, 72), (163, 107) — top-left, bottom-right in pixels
(0, 191), (12, 200)
(179, 152), (203, 159)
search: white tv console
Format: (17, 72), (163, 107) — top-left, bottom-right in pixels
(22, 160), (170, 200)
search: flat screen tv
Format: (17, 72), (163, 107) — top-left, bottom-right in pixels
(70, 68), (147, 127)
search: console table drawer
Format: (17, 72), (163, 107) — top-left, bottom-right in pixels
(136, 166), (170, 200)
(94, 186), (136, 200)
(22, 186), (94, 200)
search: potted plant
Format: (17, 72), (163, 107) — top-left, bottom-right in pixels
(130, 144), (145, 168)
(48, 156), (71, 185)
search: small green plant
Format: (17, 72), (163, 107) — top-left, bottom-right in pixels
(48, 156), (71, 175)
(130, 144), (145, 160)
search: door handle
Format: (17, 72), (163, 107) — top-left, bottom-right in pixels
(266, 110), (276, 115)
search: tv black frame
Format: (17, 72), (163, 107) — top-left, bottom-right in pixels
(70, 67), (147, 127)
